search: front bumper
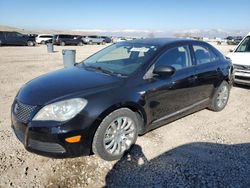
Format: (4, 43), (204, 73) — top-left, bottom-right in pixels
(11, 111), (94, 158)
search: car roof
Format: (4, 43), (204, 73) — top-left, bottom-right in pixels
(124, 38), (195, 47)
(248, 32), (250, 36)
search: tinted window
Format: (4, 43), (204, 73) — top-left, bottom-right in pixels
(59, 35), (71, 39)
(193, 45), (218, 64)
(236, 36), (250, 52)
(156, 46), (191, 70)
(6, 32), (17, 38)
(41, 35), (52, 38)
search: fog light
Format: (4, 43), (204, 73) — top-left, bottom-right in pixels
(65, 135), (81, 143)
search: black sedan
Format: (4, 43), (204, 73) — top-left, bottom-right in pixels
(11, 38), (233, 161)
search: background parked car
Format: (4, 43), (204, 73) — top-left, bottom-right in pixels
(0, 31), (36, 46)
(226, 36), (243, 45)
(101, 36), (112, 43)
(53, 34), (84, 46)
(82, 35), (106, 45)
(227, 32), (250, 85)
(36, 34), (53, 44)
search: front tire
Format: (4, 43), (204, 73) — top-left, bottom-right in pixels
(92, 108), (139, 161)
(60, 41), (65, 46)
(209, 81), (230, 112)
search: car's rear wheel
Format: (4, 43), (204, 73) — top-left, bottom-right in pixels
(88, 41), (93, 45)
(27, 41), (34, 46)
(78, 41), (83, 46)
(102, 41), (106, 45)
(41, 40), (45, 45)
(209, 81), (230, 112)
(92, 108), (138, 161)
(60, 41), (65, 46)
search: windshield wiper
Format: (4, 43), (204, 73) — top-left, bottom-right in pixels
(84, 65), (127, 78)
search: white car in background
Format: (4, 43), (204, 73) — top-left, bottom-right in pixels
(227, 33), (250, 85)
(35, 34), (53, 44)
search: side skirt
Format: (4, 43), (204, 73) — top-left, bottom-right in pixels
(145, 98), (210, 133)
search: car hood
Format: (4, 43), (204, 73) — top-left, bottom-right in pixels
(227, 52), (250, 66)
(17, 66), (123, 105)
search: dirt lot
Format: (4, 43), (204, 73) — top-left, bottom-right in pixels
(0, 43), (250, 188)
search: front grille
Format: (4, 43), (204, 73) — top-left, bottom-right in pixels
(28, 139), (66, 153)
(234, 64), (250, 71)
(13, 101), (36, 123)
(235, 76), (250, 81)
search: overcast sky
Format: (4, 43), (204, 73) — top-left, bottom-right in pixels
(0, 0), (249, 34)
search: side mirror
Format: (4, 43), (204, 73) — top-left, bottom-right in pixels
(153, 65), (176, 77)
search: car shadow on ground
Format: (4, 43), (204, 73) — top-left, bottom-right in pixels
(104, 143), (250, 188)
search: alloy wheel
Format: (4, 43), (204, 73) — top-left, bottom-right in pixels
(103, 116), (136, 156)
(216, 85), (229, 108)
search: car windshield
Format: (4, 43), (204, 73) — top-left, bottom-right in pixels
(235, 36), (250, 52)
(79, 43), (158, 76)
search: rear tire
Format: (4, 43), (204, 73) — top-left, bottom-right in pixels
(102, 41), (106, 45)
(209, 81), (230, 112)
(27, 41), (34, 46)
(41, 40), (45, 45)
(92, 108), (139, 161)
(88, 41), (93, 45)
(78, 41), (83, 46)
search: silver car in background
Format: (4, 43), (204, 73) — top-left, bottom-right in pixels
(82, 35), (106, 45)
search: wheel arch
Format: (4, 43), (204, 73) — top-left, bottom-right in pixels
(89, 101), (147, 148)
(89, 101), (147, 154)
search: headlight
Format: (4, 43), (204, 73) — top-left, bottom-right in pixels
(33, 98), (87, 121)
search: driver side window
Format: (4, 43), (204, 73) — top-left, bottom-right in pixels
(155, 45), (191, 70)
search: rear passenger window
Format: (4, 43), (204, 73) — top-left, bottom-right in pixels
(156, 46), (191, 70)
(193, 45), (218, 64)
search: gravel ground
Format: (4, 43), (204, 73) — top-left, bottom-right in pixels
(0, 43), (250, 188)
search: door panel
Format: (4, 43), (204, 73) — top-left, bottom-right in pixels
(143, 44), (198, 125)
(192, 45), (221, 102)
(145, 67), (196, 123)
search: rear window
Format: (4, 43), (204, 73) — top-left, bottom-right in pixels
(193, 45), (218, 65)
(41, 35), (52, 38)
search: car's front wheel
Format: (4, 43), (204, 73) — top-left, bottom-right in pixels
(60, 41), (65, 46)
(209, 81), (230, 112)
(92, 108), (139, 161)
